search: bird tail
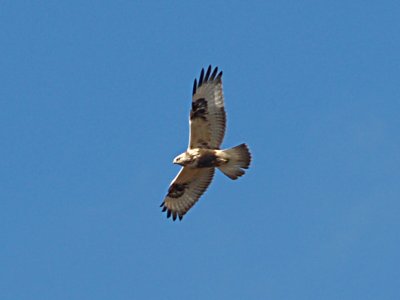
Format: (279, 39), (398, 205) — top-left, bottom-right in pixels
(218, 143), (251, 180)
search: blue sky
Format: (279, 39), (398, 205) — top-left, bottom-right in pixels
(1, 1), (399, 299)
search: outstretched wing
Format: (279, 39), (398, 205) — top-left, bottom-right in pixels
(189, 66), (226, 149)
(160, 167), (215, 221)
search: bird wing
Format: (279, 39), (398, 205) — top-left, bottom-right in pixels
(189, 66), (226, 150)
(160, 167), (215, 221)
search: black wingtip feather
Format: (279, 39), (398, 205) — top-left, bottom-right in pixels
(192, 78), (197, 95)
(160, 202), (165, 207)
(167, 210), (171, 218)
(194, 66), (221, 92)
(198, 68), (205, 86)
(210, 67), (219, 80)
(204, 65), (212, 81)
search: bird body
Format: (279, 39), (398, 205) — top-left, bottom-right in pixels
(161, 66), (251, 221)
(173, 148), (226, 168)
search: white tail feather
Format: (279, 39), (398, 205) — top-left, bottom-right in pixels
(218, 143), (251, 180)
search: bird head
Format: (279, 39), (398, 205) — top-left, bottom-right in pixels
(173, 152), (191, 166)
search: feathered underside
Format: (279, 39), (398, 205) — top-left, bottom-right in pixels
(161, 66), (250, 221)
(160, 167), (215, 221)
(189, 65), (226, 150)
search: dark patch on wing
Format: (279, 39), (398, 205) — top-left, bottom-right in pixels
(190, 98), (207, 120)
(197, 139), (209, 148)
(167, 183), (187, 198)
(197, 153), (218, 168)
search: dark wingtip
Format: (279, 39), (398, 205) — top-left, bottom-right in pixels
(167, 210), (171, 218)
(179, 215), (183, 221)
(210, 66), (219, 80)
(204, 65), (212, 82)
(160, 201), (165, 207)
(198, 68), (205, 86)
(193, 66), (221, 95)
(192, 78), (197, 95)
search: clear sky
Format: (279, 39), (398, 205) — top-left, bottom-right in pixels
(1, 1), (399, 299)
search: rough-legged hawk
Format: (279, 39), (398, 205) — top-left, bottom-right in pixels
(160, 66), (251, 221)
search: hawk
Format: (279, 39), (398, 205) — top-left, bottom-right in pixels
(160, 66), (251, 221)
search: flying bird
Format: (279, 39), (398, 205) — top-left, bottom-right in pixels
(160, 66), (251, 221)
